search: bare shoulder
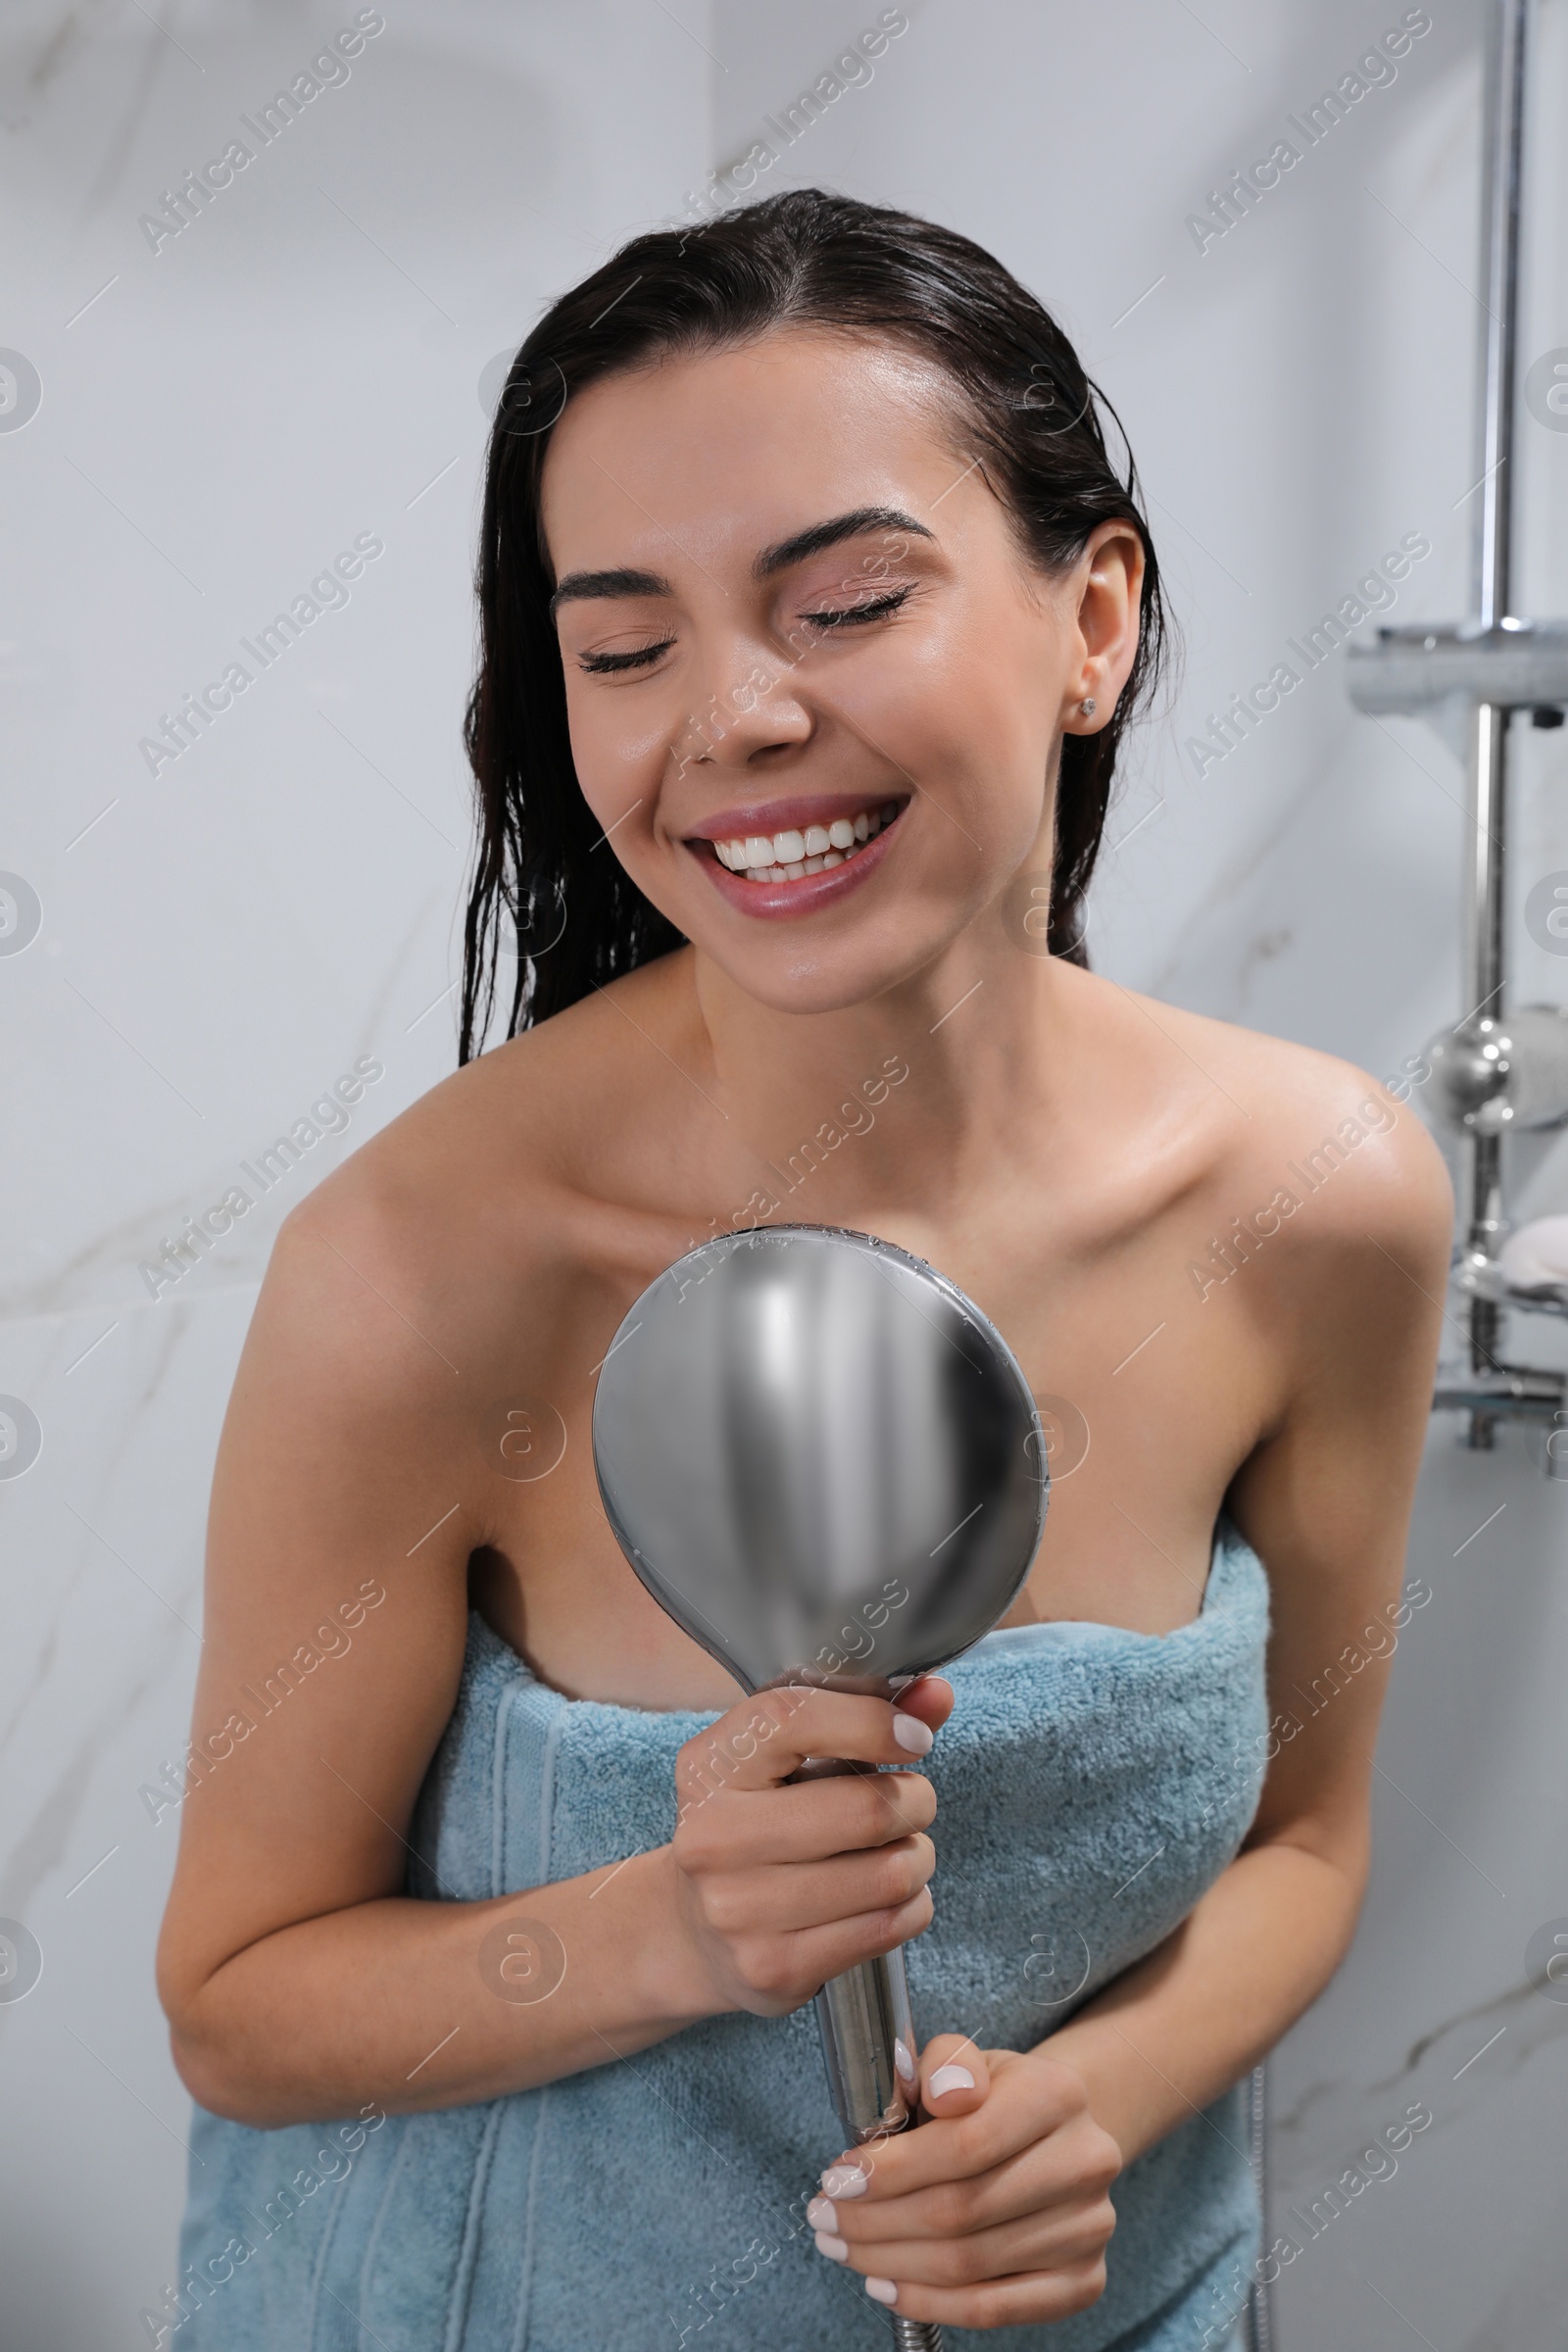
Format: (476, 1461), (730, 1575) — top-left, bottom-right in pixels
(287, 969), (668, 1243)
(1096, 987), (1454, 1434)
(1103, 982), (1449, 1252)
(250, 962), (691, 1428)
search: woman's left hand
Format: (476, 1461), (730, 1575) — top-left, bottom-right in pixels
(807, 2036), (1122, 2331)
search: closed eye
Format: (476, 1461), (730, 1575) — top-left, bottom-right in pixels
(798, 586), (914, 631)
(574, 581), (913, 672)
(576, 638), (676, 675)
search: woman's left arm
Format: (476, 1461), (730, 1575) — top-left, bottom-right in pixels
(808, 1098), (1452, 2331)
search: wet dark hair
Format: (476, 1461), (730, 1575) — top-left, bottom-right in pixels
(460, 187), (1166, 1060)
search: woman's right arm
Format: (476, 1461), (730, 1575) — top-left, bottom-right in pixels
(156, 1179), (943, 2130)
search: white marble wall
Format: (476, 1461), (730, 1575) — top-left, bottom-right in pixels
(779, 4), (1568, 2346)
(3, 0), (1566, 2342)
(0, 3), (707, 2339)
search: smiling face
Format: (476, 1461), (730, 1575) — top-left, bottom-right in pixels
(539, 327), (1140, 1015)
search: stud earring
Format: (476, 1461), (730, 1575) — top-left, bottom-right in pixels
(1080, 697), (1097, 718)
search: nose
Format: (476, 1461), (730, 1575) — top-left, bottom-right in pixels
(674, 636), (815, 775)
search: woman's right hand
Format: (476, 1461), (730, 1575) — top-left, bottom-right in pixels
(666, 1677), (954, 2018)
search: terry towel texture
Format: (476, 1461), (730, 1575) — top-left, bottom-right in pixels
(175, 1516), (1270, 2351)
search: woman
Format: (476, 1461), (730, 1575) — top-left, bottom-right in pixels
(157, 190), (1448, 2349)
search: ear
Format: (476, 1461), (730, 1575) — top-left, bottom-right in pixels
(1060, 519), (1145, 737)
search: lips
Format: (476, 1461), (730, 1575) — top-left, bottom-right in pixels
(684, 795), (908, 920)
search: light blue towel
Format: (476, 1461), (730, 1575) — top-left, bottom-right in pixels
(173, 1517), (1270, 2350)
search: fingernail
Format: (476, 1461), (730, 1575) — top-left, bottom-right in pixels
(929, 2063), (975, 2098)
(894, 2035), (917, 2085)
(821, 2163), (869, 2197)
(807, 2195), (837, 2230)
(865, 2278), (899, 2306)
(813, 2230), (849, 2263)
(892, 1712), (933, 1754)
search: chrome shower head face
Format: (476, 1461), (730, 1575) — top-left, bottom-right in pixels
(592, 1225), (1048, 1694)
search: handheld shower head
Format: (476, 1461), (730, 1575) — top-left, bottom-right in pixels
(591, 1224), (1049, 2352)
(592, 1223), (1048, 1696)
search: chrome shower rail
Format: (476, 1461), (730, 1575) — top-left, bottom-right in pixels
(1347, 0), (1568, 1458)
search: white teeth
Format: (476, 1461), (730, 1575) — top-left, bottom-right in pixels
(708, 801), (903, 880)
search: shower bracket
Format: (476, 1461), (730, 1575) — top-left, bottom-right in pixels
(1347, 619), (1568, 763)
(1432, 1359), (1567, 1462)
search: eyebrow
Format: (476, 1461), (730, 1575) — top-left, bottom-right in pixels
(549, 565), (667, 618)
(753, 506), (935, 579)
(548, 507), (935, 619)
